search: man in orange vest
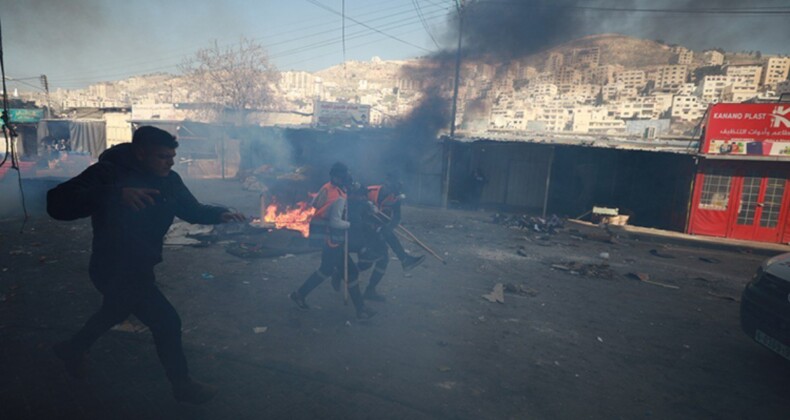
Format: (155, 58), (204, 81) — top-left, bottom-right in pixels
(365, 174), (425, 294)
(289, 162), (376, 319)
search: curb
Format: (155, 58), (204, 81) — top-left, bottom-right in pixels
(567, 219), (790, 257)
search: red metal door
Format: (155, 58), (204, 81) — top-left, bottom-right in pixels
(729, 174), (788, 242)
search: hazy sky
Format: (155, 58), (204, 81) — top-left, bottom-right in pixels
(2, 0), (789, 91)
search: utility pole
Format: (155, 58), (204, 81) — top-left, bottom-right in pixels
(442, 0), (464, 208)
(39, 75), (51, 118)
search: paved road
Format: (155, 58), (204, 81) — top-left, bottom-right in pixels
(2, 179), (790, 419)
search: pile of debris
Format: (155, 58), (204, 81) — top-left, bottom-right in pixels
(492, 213), (564, 233)
(551, 261), (614, 279)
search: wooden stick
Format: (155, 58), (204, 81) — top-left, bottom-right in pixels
(374, 211), (446, 264)
(398, 224), (447, 265)
(343, 230), (349, 304)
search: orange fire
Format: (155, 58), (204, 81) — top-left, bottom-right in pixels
(264, 201), (316, 238)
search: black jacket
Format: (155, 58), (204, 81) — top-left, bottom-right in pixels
(47, 143), (227, 273)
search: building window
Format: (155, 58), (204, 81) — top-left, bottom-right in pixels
(699, 174), (732, 210)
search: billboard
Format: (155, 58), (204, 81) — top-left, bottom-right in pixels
(2, 108), (44, 125)
(313, 101), (371, 128)
(701, 103), (790, 158)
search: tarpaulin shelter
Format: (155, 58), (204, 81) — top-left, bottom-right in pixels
(37, 119), (107, 158)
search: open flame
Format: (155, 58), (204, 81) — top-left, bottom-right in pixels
(263, 201), (315, 238)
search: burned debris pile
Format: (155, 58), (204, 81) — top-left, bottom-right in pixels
(491, 213), (564, 233)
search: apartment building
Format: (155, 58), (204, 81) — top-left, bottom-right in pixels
(725, 64), (762, 89)
(544, 52), (564, 73)
(656, 65), (688, 91)
(671, 46), (694, 65)
(697, 75), (731, 103)
(584, 64), (622, 85)
(615, 70), (647, 91)
(672, 95), (707, 121)
(703, 50), (725, 66)
(763, 56), (790, 87)
(572, 47), (601, 69)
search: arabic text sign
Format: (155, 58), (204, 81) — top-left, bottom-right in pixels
(703, 103), (790, 157)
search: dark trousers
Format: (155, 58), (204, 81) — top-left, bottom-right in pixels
(69, 265), (188, 384)
(298, 243), (364, 311)
(382, 228), (408, 261)
(358, 238), (389, 292)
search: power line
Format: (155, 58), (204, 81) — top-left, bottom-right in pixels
(49, 5), (451, 86)
(48, 1), (450, 85)
(48, 1), (437, 81)
(305, 0), (432, 52)
(477, 1), (790, 15)
(413, 0), (442, 48)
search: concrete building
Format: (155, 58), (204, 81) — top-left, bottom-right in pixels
(616, 70), (647, 91)
(545, 52), (564, 73)
(584, 64), (622, 85)
(703, 50), (725, 66)
(725, 64), (762, 89)
(625, 119), (671, 139)
(671, 47), (694, 65)
(763, 56), (790, 87)
(572, 47), (601, 69)
(656, 65), (688, 91)
(721, 83), (758, 103)
(672, 95), (707, 122)
(697, 75), (731, 103)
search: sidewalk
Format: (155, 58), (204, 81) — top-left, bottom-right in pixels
(568, 219), (790, 256)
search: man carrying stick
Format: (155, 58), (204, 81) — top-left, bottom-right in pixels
(367, 174), (425, 272)
(289, 163), (376, 319)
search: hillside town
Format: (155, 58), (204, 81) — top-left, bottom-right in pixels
(11, 34), (790, 139)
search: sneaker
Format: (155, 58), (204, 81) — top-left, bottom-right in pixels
(363, 289), (386, 302)
(53, 340), (86, 380)
(356, 306), (378, 320)
(172, 378), (217, 404)
(289, 291), (309, 310)
(401, 255), (425, 272)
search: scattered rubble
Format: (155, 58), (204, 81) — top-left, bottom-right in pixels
(649, 249), (676, 259)
(503, 283), (538, 297)
(551, 261), (614, 279)
(627, 272), (679, 290)
(492, 213), (564, 233)
(482, 283), (505, 303)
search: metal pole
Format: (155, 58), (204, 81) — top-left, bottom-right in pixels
(542, 146), (555, 219)
(442, 2), (463, 209)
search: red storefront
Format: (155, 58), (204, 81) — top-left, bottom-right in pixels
(689, 102), (790, 243)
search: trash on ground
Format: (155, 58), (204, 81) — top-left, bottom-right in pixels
(649, 249), (676, 259)
(492, 213), (563, 233)
(599, 252), (610, 260)
(699, 257), (721, 264)
(201, 273), (215, 279)
(111, 320), (148, 333)
(627, 272), (679, 289)
(436, 381), (457, 390)
(554, 261), (614, 279)
(516, 246), (528, 257)
(597, 336), (604, 343)
(504, 283), (538, 297)
(482, 283), (505, 304)
(253, 326), (269, 334)
(164, 222), (213, 246)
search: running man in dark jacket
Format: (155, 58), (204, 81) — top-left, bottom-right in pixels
(47, 126), (245, 404)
